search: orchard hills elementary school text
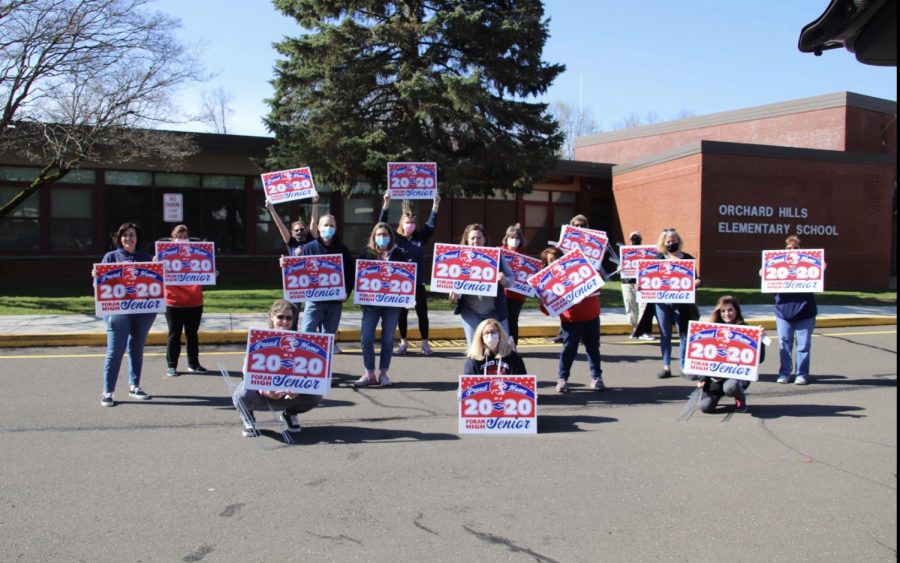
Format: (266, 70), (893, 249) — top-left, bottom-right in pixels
(1, 91), (895, 292)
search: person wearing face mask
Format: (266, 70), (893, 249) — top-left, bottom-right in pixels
(232, 300), (322, 437)
(379, 190), (440, 356)
(463, 319), (527, 375)
(298, 214), (355, 349)
(685, 295), (764, 413)
(538, 246), (606, 393)
(449, 223), (514, 347)
(652, 228), (701, 379)
(265, 196), (319, 256)
(500, 223), (529, 345)
(353, 223), (411, 388)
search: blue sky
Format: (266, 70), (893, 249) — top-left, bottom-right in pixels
(155, 0), (897, 136)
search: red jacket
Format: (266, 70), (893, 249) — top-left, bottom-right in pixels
(165, 285), (203, 307)
(540, 294), (600, 323)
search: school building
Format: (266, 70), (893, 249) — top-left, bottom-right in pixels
(0, 91), (895, 291)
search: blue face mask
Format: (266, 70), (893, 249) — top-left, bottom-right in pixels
(375, 235), (390, 248)
(320, 226), (335, 240)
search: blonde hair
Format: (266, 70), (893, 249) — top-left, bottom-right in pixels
(657, 228), (682, 254)
(501, 223), (526, 248)
(569, 214), (589, 227)
(170, 224), (189, 238)
(466, 319), (514, 361)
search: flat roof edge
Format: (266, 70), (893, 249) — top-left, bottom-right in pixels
(577, 92), (897, 148)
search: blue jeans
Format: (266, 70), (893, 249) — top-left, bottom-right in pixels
(655, 304), (688, 369)
(776, 315), (815, 378)
(459, 307), (510, 348)
(360, 306), (402, 372)
(301, 301), (343, 334)
(559, 317), (602, 380)
(103, 313), (156, 393)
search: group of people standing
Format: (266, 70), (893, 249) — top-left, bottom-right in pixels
(94, 200), (819, 434)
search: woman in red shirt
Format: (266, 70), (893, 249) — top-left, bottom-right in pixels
(163, 224), (210, 376)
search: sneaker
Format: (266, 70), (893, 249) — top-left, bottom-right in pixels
(550, 335), (564, 344)
(378, 373), (392, 387)
(776, 375), (790, 384)
(396, 342), (408, 355)
(734, 398), (749, 413)
(281, 412), (302, 433)
(794, 375), (809, 386)
(333, 343), (343, 354)
(166, 367), (178, 377)
(100, 393), (115, 407)
(590, 377), (607, 391)
(556, 378), (569, 393)
(656, 369), (672, 379)
(421, 341), (433, 356)
(187, 365), (208, 374)
(242, 423), (257, 437)
(354, 372), (377, 388)
(638, 333), (654, 341)
(128, 386), (151, 400)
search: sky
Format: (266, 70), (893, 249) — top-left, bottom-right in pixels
(153, 0), (898, 137)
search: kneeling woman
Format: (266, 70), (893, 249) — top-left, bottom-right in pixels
(463, 319), (527, 375)
(232, 300), (322, 437)
(690, 295), (764, 413)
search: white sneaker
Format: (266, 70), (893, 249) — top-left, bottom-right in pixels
(638, 333), (654, 341)
(354, 372), (377, 388)
(397, 342), (408, 355)
(379, 373), (392, 387)
(556, 379), (569, 393)
(421, 341), (433, 355)
(333, 343), (342, 354)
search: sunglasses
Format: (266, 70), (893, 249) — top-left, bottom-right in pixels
(275, 315), (293, 321)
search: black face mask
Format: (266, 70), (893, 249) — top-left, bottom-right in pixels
(665, 243), (679, 253)
(630, 238), (642, 245)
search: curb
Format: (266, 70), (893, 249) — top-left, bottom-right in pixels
(0, 316), (894, 348)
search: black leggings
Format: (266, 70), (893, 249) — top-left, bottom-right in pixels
(398, 283), (430, 340)
(507, 298), (525, 343)
(166, 306), (203, 368)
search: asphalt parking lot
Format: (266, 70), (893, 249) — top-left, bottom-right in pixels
(0, 326), (896, 562)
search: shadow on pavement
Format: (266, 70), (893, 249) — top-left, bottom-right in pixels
(255, 424), (460, 445)
(537, 414), (617, 433)
(747, 403), (866, 419)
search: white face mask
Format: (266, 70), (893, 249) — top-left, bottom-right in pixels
(482, 332), (500, 349)
(506, 238), (519, 249)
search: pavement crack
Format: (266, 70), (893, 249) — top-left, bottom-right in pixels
(219, 503), (244, 517)
(463, 525), (559, 562)
(183, 544), (214, 562)
(305, 531), (362, 545)
(413, 512), (439, 536)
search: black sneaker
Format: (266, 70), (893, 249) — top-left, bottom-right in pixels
(128, 386), (151, 400)
(188, 365), (208, 374)
(100, 393), (115, 407)
(281, 412), (302, 433)
(656, 369), (672, 379)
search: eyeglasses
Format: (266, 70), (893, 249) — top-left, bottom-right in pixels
(275, 315), (293, 321)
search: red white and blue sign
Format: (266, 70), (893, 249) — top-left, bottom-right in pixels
(282, 254), (347, 302)
(386, 162), (438, 200)
(155, 241), (217, 286)
(353, 259), (417, 307)
(458, 375), (538, 434)
(635, 259), (696, 304)
(93, 262), (166, 316)
(501, 249), (542, 298)
(619, 245), (659, 280)
(683, 321), (763, 382)
(557, 225), (609, 271)
(527, 247), (604, 316)
(261, 167), (318, 204)
(243, 328), (333, 395)
(430, 243), (500, 297)
(760, 249), (825, 293)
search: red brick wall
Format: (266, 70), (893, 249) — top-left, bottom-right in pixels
(845, 107), (898, 155)
(611, 151), (894, 290)
(577, 108), (849, 164)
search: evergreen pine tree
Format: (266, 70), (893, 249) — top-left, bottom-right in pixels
(266, 0), (565, 196)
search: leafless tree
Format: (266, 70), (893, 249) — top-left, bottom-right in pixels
(550, 101), (601, 159)
(196, 86), (235, 134)
(0, 0), (206, 219)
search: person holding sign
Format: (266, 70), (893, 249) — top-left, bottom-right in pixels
(379, 190), (440, 356)
(299, 214), (354, 348)
(770, 235), (819, 385)
(232, 300), (322, 437)
(463, 319), (527, 375)
(161, 224), (215, 377)
(686, 296), (765, 413)
(94, 223), (156, 407)
(618, 231), (654, 340)
(537, 247), (605, 393)
(265, 196), (319, 256)
(353, 223), (412, 388)
(653, 228), (700, 379)
(500, 224), (529, 345)
(449, 224), (514, 347)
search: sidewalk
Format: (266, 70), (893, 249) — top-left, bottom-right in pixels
(0, 305), (895, 347)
